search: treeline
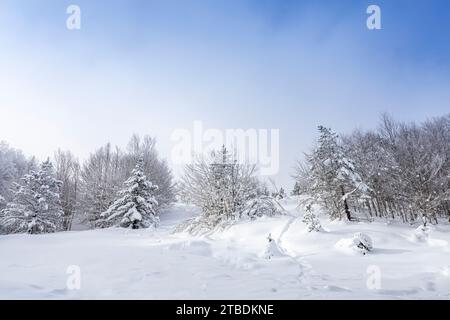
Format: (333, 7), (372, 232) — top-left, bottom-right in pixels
(294, 114), (450, 224)
(1, 113), (449, 235)
(0, 140), (282, 235)
(0, 135), (175, 234)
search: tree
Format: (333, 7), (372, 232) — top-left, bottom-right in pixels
(79, 135), (175, 228)
(385, 118), (450, 223)
(0, 159), (64, 234)
(179, 146), (257, 223)
(296, 126), (367, 221)
(263, 234), (283, 259)
(302, 204), (322, 232)
(54, 150), (80, 231)
(122, 134), (176, 208)
(0, 142), (31, 207)
(99, 158), (159, 229)
(296, 114), (450, 224)
(342, 128), (401, 220)
(79, 143), (123, 227)
(342, 114), (450, 223)
(291, 181), (301, 196)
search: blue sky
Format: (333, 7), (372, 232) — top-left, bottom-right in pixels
(1, 0), (450, 188)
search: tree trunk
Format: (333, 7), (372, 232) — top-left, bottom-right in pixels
(371, 199), (378, 217)
(366, 200), (373, 217)
(341, 186), (352, 221)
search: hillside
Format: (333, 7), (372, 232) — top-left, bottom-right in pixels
(1, 199), (450, 299)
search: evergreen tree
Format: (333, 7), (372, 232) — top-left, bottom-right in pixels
(0, 159), (64, 234)
(263, 234), (283, 259)
(291, 182), (301, 196)
(302, 204), (322, 232)
(80, 136), (175, 228)
(303, 126), (367, 220)
(99, 158), (159, 229)
(278, 187), (286, 199)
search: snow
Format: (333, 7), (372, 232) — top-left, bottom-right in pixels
(262, 234), (284, 259)
(335, 232), (373, 255)
(1, 199), (450, 299)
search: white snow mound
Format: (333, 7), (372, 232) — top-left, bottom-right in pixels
(335, 232), (373, 255)
(412, 225), (430, 242)
(262, 234), (284, 259)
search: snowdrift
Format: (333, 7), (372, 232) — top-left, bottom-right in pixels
(1, 199), (450, 299)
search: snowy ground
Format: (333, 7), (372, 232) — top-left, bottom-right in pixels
(1, 199), (450, 299)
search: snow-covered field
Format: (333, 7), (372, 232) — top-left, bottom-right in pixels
(1, 199), (450, 299)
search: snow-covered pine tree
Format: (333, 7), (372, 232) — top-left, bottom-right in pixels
(301, 126), (367, 221)
(99, 158), (159, 229)
(302, 204), (322, 232)
(263, 233), (283, 259)
(0, 159), (64, 234)
(79, 136), (175, 228)
(279, 187), (286, 199)
(209, 145), (236, 219)
(291, 182), (301, 196)
(123, 135), (176, 208)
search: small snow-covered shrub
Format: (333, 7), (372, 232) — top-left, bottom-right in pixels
(335, 232), (373, 255)
(302, 204), (322, 232)
(241, 196), (280, 219)
(272, 187), (286, 200)
(176, 197), (282, 235)
(412, 225), (429, 242)
(353, 232), (373, 253)
(175, 215), (226, 235)
(263, 234), (284, 259)
(176, 192), (283, 234)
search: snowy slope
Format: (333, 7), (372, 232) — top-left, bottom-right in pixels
(1, 199), (450, 299)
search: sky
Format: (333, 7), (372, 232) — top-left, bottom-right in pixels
(1, 0), (450, 189)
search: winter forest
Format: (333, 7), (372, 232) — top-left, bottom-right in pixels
(2, 0), (450, 301)
(2, 114), (449, 235)
(1, 114), (450, 299)
(0, 135), (175, 234)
